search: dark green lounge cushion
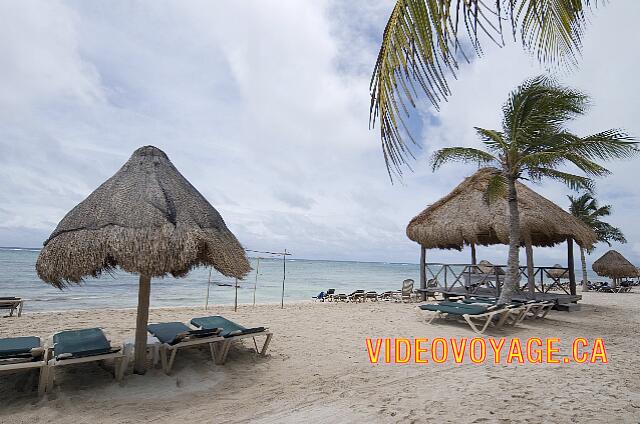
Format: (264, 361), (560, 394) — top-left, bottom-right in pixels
(419, 304), (490, 315)
(0, 336), (40, 358)
(438, 300), (491, 309)
(53, 328), (113, 359)
(191, 316), (265, 338)
(147, 322), (220, 345)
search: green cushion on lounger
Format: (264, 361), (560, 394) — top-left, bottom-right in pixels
(438, 300), (505, 311)
(462, 298), (497, 304)
(0, 336), (40, 358)
(420, 304), (490, 315)
(191, 316), (265, 338)
(147, 322), (221, 345)
(53, 328), (113, 359)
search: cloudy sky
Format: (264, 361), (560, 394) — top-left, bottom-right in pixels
(1, 1), (639, 267)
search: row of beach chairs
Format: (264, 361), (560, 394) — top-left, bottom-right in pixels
(588, 280), (637, 293)
(419, 297), (555, 335)
(0, 315), (272, 395)
(313, 279), (420, 303)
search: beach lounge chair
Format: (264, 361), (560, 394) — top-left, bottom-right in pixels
(323, 289), (336, 302)
(0, 297), (24, 317)
(147, 322), (225, 374)
(460, 298), (544, 324)
(347, 290), (366, 302)
(190, 315), (273, 365)
(312, 291), (326, 302)
(399, 279), (417, 303)
(419, 302), (513, 334)
(333, 293), (348, 302)
(0, 336), (48, 394)
(46, 328), (126, 390)
(365, 291), (378, 301)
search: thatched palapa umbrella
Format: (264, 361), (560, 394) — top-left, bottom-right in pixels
(37, 146), (251, 373)
(407, 168), (596, 296)
(592, 250), (637, 288)
(476, 259), (504, 275)
(547, 264), (569, 279)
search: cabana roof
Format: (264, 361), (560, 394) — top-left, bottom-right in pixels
(592, 250), (638, 279)
(36, 145), (251, 288)
(407, 168), (596, 250)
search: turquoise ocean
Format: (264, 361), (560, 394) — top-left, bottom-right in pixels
(0, 247), (604, 313)
(0, 247), (423, 312)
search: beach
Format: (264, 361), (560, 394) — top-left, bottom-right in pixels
(2, 292), (639, 423)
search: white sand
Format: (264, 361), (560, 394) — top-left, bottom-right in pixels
(1, 292), (640, 423)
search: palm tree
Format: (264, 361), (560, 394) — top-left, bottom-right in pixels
(430, 75), (637, 304)
(370, 0), (603, 178)
(568, 193), (627, 291)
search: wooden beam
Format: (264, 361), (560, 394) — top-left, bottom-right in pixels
(470, 243), (477, 266)
(134, 274), (151, 374)
(419, 246), (426, 301)
(567, 238), (576, 296)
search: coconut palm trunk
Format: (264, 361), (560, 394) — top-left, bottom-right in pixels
(500, 176), (521, 304)
(580, 247), (589, 292)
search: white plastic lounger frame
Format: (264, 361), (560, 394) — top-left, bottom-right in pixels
(527, 301), (555, 319)
(155, 333), (226, 375)
(0, 342), (48, 395)
(46, 339), (127, 391)
(213, 330), (273, 366)
(426, 306), (514, 334)
(0, 298), (24, 317)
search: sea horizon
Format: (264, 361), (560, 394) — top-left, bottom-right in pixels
(1, 246), (604, 313)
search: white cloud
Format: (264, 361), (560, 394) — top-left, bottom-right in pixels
(0, 0), (639, 269)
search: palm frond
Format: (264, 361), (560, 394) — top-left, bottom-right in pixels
(502, 76), (589, 146)
(593, 222), (626, 246)
(370, 0), (596, 177)
(430, 147), (498, 170)
(529, 167), (594, 191)
(518, 0), (592, 67)
(484, 172), (507, 204)
(475, 127), (508, 151)
(564, 130), (639, 161)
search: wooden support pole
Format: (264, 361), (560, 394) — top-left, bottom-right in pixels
(205, 267), (212, 310)
(281, 249), (287, 309)
(567, 238), (576, 296)
(134, 274), (151, 374)
(470, 243), (477, 266)
(525, 237), (535, 297)
(419, 246), (426, 301)
(234, 278), (238, 312)
(253, 258), (260, 307)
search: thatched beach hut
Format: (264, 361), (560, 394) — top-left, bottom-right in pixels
(37, 145), (251, 373)
(592, 250), (638, 288)
(407, 168), (596, 296)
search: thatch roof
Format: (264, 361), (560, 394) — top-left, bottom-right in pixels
(37, 146), (251, 288)
(407, 168), (596, 250)
(547, 264), (568, 279)
(477, 259), (504, 275)
(592, 250), (638, 279)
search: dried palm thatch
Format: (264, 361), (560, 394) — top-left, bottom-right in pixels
(407, 168), (596, 250)
(37, 146), (251, 374)
(477, 259), (504, 275)
(37, 146), (251, 287)
(592, 250), (638, 279)
(547, 264), (568, 279)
